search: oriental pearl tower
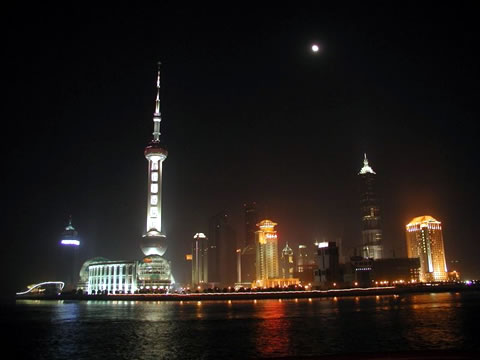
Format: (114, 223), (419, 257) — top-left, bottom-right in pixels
(140, 62), (168, 257)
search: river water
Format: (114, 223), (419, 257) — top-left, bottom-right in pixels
(7, 292), (480, 359)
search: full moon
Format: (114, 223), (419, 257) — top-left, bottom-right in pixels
(311, 44), (320, 53)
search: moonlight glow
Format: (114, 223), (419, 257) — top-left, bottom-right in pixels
(311, 44), (319, 52)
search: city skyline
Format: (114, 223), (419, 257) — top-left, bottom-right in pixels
(5, 5), (479, 292)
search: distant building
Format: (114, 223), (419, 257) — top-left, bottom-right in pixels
(255, 220), (279, 286)
(313, 242), (340, 289)
(295, 244), (317, 284)
(241, 202), (258, 283)
(59, 216), (80, 290)
(208, 212), (237, 287)
(345, 256), (373, 287)
(358, 154), (383, 259)
(372, 258), (420, 284)
(406, 215), (448, 282)
(297, 245), (308, 273)
(281, 243), (295, 278)
(192, 233), (208, 287)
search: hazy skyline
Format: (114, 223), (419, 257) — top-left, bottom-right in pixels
(5, 4), (479, 290)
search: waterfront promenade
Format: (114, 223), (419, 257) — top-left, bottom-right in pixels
(16, 283), (479, 301)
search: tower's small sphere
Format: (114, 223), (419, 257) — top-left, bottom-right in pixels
(140, 232), (167, 256)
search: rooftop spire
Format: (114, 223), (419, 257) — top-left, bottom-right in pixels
(65, 215), (75, 231)
(358, 153), (376, 175)
(152, 61), (162, 142)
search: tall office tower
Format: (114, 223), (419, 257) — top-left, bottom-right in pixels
(59, 216), (80, 290)
(281, 243), (295, 278)
(241, 202), (258, 283)
(140, 62), (169, 257)
(358, 153), (383, 259)
(192, 233), (208, 287)
(255, 220), (279, 285)
(208, 212), (237, 287)
(406, 216), (448, 282)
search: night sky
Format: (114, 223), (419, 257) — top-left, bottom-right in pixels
(5, 4), (479, 292)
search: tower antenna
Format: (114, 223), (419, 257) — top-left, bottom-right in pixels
(152, 61), (162, 142)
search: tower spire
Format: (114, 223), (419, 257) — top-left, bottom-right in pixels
(152, 61), (162, 142)
(359, 153), (376, 175)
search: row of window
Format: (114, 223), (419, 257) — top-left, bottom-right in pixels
(89, 265), (134, 276)
(89, 275), (134, 286)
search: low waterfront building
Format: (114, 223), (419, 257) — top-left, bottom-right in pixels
(79, 256), (173, 294)
(372, 258), (420, 284)
(344, 256), (373, 287)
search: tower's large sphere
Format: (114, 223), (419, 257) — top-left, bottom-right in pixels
(140, 232), (167, 256)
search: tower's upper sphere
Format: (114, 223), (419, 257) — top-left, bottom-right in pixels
(144, 141), (168, 159)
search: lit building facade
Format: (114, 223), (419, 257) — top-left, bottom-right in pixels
(86, 259), (137, 294)
(358, 153), (383, 259)
(255, 220), (279, 286)
(192, 233), (208, 287)
(406, 215), (448, 282)
(80, 256), (173, 294)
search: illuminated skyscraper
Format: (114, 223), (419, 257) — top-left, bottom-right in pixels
(255, 220), (279, 285)
(358, 154), (383, 259)
(192, 233), (208, 287)
(281, 242), (294, 278)
(406, 216), (448, 282)
(140, 62), (168, 257)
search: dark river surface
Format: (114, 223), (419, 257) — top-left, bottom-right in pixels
(5, 292), (480, 359)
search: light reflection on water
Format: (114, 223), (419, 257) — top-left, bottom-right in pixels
(9, 292), (480, 359)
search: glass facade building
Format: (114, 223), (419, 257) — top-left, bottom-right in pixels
(406, 215), (448, 282)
